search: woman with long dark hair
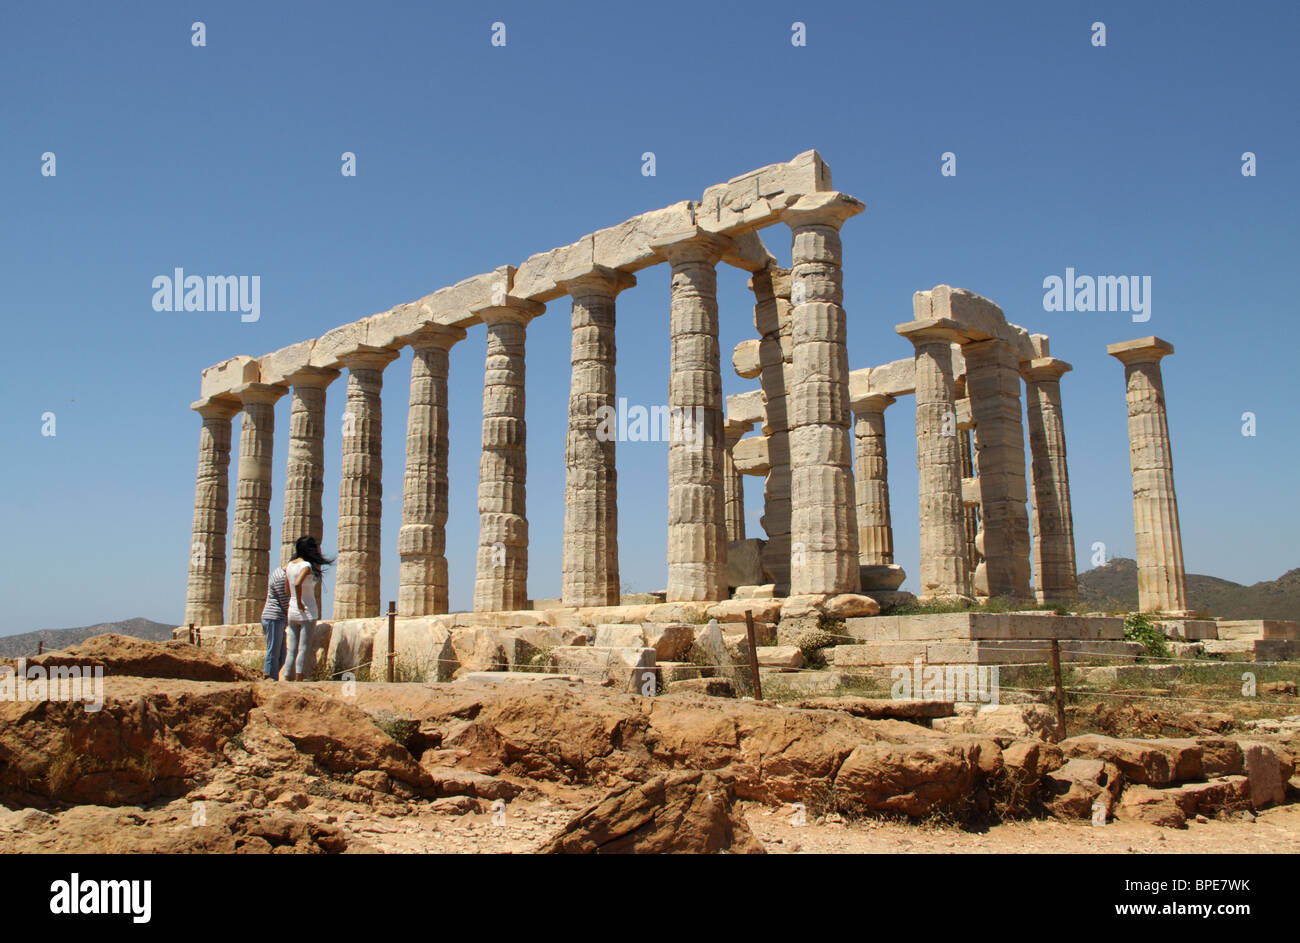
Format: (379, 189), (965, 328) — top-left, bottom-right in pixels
(284, 535), (333, 681)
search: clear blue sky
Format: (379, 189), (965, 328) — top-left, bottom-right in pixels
(2, 0), (1296, 635)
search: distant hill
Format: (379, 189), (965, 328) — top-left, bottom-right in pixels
(1077, 557), (1300, 622)
(0, 617), (177, 659)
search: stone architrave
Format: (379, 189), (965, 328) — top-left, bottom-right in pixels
(473, 297), (544, 612)
(185, 396), (239, 627)
(782, 192), (865, 595)
(1108, 337), (1187, 613)
(334, 346), (400, 620)
(228, 383), (286, 624)
(556, 266), (635, 608)
(280, 367), (338, 613)
(898, 318), (971, 599)
(852, 393), (895, 566)
(651, 228), (732, 603)
(398, 325), (466, 617)
(1022, 355), (1079, 601)
(963, 338), (1032, 600)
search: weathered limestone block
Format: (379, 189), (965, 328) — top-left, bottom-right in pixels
(1022, 354), (1078, 601)
(783, 193), (863, 595)
(643, 624), (696, 662)
(1108, 337), (1188, 613)
(398, 326), (465, 617)
(473, 298), (544, 612)
(228, 383), (285, 624)
(1044, 758), (1122, 820)
(732, 340), (762, 379)
(898, 316), (972, 599)
(549, 646), (656, 691)
(859, 564), (906, 591)
(706, 598), (783, 624)
(200, 355), (259, 400)
(334, 347), (399, 620)
(371, 619), (458, 682)
(726, 537), (768, 589)
(756, 646), (804, 669)
(593, 624), (646, 649)
(185, 397), (239, 626)
(652, 228), (731, 603)
(821, 594), (882, 619)
(723, 427), (747, 544)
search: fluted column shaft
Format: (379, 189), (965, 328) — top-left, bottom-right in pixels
(723, 429), (746, 544)
(228, 383), (285, 623)
(654, 231), (729, 603)
(853, 394), (895, 566)
(1023, 357), (1078, 601)
(398, 327), (465, 616)
(964, 339), (1032, 599)
(185, 398), (238, 626)
(558, 269), (631, 607)
(784, 194), (863, 595)
(474, 301), (542, 612)
(280, 367), (337, 616)
(900, 320), (970, 598)
(334, 347), (398, 620)
(1109, 338), (1187, 613)
(750, 266), (793, 588)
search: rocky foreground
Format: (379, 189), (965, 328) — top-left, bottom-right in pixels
(0, 635), (1296, 853)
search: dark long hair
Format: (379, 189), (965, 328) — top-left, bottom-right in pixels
(293, 536), (333, 578)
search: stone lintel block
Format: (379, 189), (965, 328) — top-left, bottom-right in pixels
(200, 355), (260, 399)
(828, 642), (927, 666)
(310, 321), (370, 369)
(513, 235), (596, 302)
(1107, 336), (1175, 365)
(853, 358), (916, 400)
(259, 340), (317, 387)
(417, 268), (514, 329)
(696, 149), (831, 235)
(405, 323), (468, 351)
(922, 285), (1005, 342)
(732, 435), (771, 476)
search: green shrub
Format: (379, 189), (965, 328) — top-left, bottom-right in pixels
(1123, 612), (1170, 659)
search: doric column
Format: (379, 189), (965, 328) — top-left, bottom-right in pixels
(398, 325), (466, 617)
(783, 192), (865, 595)
(1108, 337), (1187, 613)
(473, 297), (544, 612)
(185, 396), (239, 626)
(228, 383), (286, 623)
(556, 266), (634, 608)
(651, 228), (731, 603)
(280, 367), (338, 562)
(963, 338), (1032, 600)
(749, 265), (794, 589)
(723, 424), (747, 544)
(1022, 354), (1079, 602)
(852, 393), (895, 566)
(334, 346), (399, 620)
(898, 318), (971, 599)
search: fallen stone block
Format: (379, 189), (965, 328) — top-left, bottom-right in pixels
(643, 624), (695, 661)
(548, 646), (656, 691)
(1044, 758), (1122, 819)
(858, 564), (906, 591)
(932, 704), (1061, 742)
(821, 594), (881, 619)
(756, 646), (804, 670)
(593, 624), (646, 649)
(1060, 735), (1203, 786)
(1241, 741), (1287, 808)
(792, 697), (954, 721)
(666, 677), (736, 698)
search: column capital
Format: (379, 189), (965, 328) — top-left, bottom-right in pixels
(896, 317), (973, 348)
(232, 382), (287, 406)
(471, 297), (545, 326)
(850, 392), (896, 415)
(1020, 357), (1073, 383)
(339, 345), (401, 371)
(556, 265), (636, 299)
(1107, 336), (1174, 366)
(780, 191), (865, 231)
(405, 323), (468, 351)
(649, 227), (732, 265)
(191, 395), (240, 420)
(283, 365), (341, 389)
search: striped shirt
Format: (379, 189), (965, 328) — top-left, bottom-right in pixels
(261, 566), (289, 621)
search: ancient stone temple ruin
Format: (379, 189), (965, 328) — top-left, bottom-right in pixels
(182, 151), (1291, 680)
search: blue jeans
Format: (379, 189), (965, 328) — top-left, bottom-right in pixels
(285, 620), (315, 678)
(261, 618), (287, 679)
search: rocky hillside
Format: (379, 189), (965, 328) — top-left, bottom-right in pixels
(1078, 558), (1300, 621)
(0, 617), (175, 659)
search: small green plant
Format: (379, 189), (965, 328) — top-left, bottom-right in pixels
(372, 710), (419, 751)
(1123, 612), (1170, 659)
